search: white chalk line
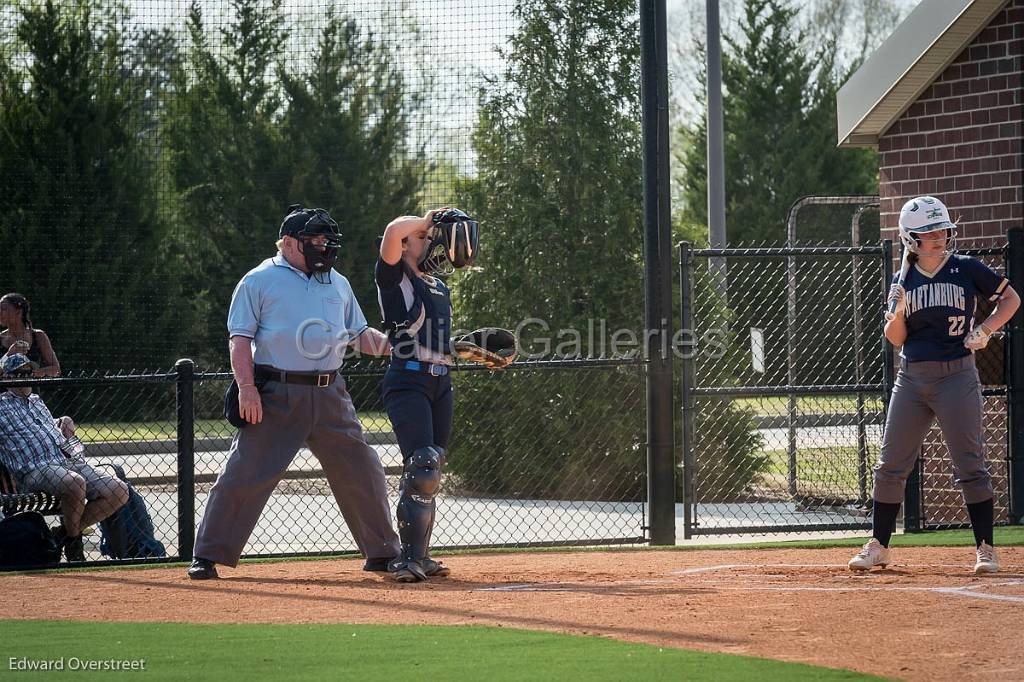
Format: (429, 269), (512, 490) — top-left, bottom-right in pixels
(477, 564), (1024, 604)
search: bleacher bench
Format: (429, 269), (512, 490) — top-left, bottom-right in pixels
(0, 462), (61, 516)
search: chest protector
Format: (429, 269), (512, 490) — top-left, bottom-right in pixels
(382, 266), (452, 360)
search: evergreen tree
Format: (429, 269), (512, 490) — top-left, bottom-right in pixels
(164, 1), (424, 361)
(677, 0), (879, 244)
(450, 0), (648, 500)
(280, 11), (426, 310)
(162, 0), (290, 362)
(0, 0), (187, 371)
(455, 0), (644, 337)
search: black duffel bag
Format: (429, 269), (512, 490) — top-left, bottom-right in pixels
(0, 511), (62, 566)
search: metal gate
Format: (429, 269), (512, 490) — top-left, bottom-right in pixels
(679, 241), (886, 536)
(915, 245), (1011, 530)
(678, 229), (1022, 536)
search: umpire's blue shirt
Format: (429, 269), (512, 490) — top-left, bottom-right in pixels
(227, 254), (369, 371)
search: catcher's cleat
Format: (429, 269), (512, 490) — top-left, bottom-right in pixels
(848, 538), (891, 570)
(187, 557), (219, 580)
(974, 542), (999, 575)
(391, 559), (428, 583)
(422, 557), (451, 578)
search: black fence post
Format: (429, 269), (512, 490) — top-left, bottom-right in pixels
(175, 358), (196, 560)
(640, 0), (675, 545)
(903, 458), (923, 532)
(1007, 228), (1024, 524)
(679, 242), (695, 539)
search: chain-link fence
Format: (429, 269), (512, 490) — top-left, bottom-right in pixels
(680, 229), (1020, 536)
(917, 245), (1010, 529)
(680, 240), (886, 536)
(0, 358), (646, 569)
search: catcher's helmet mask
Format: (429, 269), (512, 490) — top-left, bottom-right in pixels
(280, 205), (343, 283)
(418, 209), (479, 276)
(898, 196), (957, 256)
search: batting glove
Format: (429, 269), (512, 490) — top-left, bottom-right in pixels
(964, 323), (993, 351)
(886, 284), (907, 318)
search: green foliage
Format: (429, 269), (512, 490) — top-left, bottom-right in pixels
(454, 0), (643, 338)
(279, 11), (427, 311)
(693, 399), (767, 502)
(444, 0), (648, 502)
(161, 0), (292, 362)
(445, 0), (769, 504)
(162, 0), (425, 364)
(448, 366), (646, 501)
(0, 0), (190, 371)
(677, 0), (879, 244)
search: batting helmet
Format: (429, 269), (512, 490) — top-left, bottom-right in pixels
(898, 196), (957, 255)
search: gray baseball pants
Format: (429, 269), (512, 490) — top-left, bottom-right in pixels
(874, 355), (993, 505)
(194, 377), (400, 567)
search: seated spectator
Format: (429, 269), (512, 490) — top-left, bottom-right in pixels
(95, 463), (168, 560)
(0, 293), (60, 377)
(0, 354), (127, 562)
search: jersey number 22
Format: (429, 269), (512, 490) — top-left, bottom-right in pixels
(948, 315), (966, 336)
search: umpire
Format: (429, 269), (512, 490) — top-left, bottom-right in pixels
(188, 206), (400, 579)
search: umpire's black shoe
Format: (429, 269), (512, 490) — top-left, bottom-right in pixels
(362, 556), (396, 572)
(187, 558), (219, 580)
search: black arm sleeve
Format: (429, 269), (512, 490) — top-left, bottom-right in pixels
(375, 257), (404, 289)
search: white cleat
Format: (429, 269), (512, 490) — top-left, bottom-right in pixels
(848, 538), (891, 571)
(974, 542), (999, 575)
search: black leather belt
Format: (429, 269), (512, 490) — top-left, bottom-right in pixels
(255, 365), (340, 387)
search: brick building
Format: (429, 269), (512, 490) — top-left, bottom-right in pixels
(837, 0), (1023, 525)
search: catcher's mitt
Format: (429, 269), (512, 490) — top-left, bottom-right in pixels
(453, 328), (518, 369)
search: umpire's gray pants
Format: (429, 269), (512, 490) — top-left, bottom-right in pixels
(874, 355), (993, 505)
(194, 377), (400, 567)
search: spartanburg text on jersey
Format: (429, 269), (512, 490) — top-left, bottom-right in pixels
(895, 254), (1008, 362)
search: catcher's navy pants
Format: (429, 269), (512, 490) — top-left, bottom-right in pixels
(382, 365), (454, 458)
(874, 354), (993, 505)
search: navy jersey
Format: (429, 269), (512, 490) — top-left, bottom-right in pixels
(898, 254), (1008, 362)
(375, 258), (453, 363)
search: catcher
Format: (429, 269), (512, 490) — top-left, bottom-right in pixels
(375, 208), (516, 582)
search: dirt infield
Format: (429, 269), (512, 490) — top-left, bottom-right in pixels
(2, 547), (1022, 681)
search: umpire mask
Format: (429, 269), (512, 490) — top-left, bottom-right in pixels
(419, 209), (479, 276)
(280, 206), (343, 283)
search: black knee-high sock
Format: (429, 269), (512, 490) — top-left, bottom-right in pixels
(966, 497), (994, 547)
(872, 501), (901, 548)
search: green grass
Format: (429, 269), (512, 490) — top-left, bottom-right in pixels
(732, 395), (883, 416)
(0, 621), (888, 681)
(762, 446), (869, 494)
(75, 412), (391, 442)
